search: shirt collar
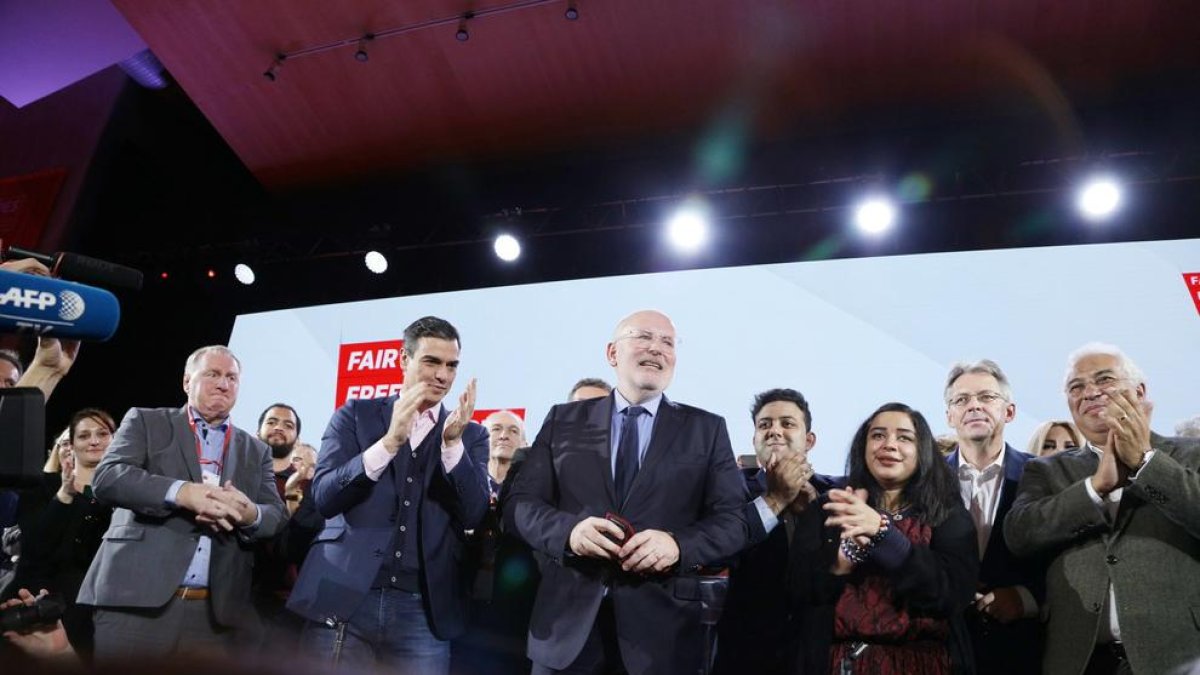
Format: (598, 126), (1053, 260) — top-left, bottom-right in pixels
(188, 406), (229, 431)
(958, 448), (1004, 480)
(613, 390), (663, 418)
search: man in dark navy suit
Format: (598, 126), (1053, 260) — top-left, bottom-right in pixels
(506, 310), (754, 675)
(288, 316), (489, 675)
(943, 359), (1042, 675)
(714, 388), (832, 675)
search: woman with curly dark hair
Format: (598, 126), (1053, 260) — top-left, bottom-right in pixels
(790, 402), (978, 674)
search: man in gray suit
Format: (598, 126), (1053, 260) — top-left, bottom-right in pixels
(78, 345), (285, 657)
(1005, 343), (1200, 674)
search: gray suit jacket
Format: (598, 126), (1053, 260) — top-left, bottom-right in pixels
(1004, 433), (1200, 674)
(77, 406), (285, 629)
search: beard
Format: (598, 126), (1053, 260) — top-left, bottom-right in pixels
(267, 440), (294, 459)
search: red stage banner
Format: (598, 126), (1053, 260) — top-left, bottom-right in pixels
(473, 408), (527, 424)
(1184, 273), (1200, 317)
(0, 168), (67, 249)
(335, 339), (405, 408)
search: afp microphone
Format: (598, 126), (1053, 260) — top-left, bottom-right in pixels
(0, 269), (121, 341)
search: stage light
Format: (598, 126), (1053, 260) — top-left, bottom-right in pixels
(456, 12), (474, 41)
(365, 250), (388, 274)
(160, 272), (169, 280)
(206, 269), (216, 279)
(854, 197), (896, 235)
(263, 54), (285, 82)
(1076, 176), (1122, 222)
(234, 263), (256, 285)
(565, 3), (580, 20)
(494, 234), (521, 262)
(354, 34), (374, 62)
(665, 199), (711, 253)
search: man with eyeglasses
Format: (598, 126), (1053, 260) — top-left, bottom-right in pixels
(78, 345), (286, 657)
(942, 360), (1043, 675)
(1005, 343), (1200, 675)
(506, 309), (752, 675)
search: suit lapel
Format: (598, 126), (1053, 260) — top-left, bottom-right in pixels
(175, 406), (201, 482)
(625, 395), (682, 506)
(588, 395), (618, 507)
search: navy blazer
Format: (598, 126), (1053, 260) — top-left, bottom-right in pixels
(946, 443), (1043, 675)
(504, 393), (750, 675)
(287, 396), (490, 640)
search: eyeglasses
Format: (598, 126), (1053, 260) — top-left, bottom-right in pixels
(1065, 373), (1125, 399)
(616, 329), (679, 352)
(947, 391), (1007, 408)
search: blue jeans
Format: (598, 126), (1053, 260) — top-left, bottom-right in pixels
(301, 588), (450, 675)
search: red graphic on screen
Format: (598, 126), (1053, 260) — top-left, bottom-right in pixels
(1185, 273), (1200, 317)
(472, 408), (527, 424)
(335, 340), (405, 408)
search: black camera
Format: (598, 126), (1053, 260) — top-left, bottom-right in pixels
(0, 593), (65, 632)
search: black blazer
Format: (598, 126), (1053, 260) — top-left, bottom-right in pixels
(504, 393), (750, 675)
(946, 444), (1044, 675)
(788, 495), (978, 675)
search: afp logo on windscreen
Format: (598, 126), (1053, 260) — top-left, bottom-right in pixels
(0, 285), (87, 320)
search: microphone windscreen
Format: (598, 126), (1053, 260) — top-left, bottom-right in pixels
(55, 252), (144, 291)
(0, 269), (121, 341)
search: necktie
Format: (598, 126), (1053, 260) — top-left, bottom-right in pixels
(615, 406), (646, 505)
(970, 481), (988, 558)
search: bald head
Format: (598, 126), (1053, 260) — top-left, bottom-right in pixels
(606, 309), (678, 404)
(485, 410), (525, 461)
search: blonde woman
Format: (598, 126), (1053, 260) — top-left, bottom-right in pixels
(1025, 420), (1084, 457)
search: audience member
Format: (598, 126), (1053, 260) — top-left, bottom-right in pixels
(714, 388), (827, 675)
(1026, 420), (1084, 457)
(567, 377), (611, 402)
(12, 409), (116, 656)
(257, 404), (302, 496)
(1175, 414), (1200, 439)
(287, 316), (489, 674)
(506, 310), (752, 675)
(793, 402), (977, 674)
(77, 345), (286, 657)
(484, 410), (525, 496)
(1005, 343), (1200, 674)
(0, 348), (21, 388)
(942, 360), (1042, 674)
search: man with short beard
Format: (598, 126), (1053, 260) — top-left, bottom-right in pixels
(251, 403), (306, 648)
(258, 404), (301, 499)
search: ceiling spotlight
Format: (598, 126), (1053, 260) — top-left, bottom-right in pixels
(565, 3), (580, 20)
(365, 250), (388, 274)
(853, 196), (897, 235)
(206, 269), (216, 279)
(456, 12), (474, 41)
(665, 198), (711, 253)
(234, 263), (256, 285)
(262, 54), (285, 82)
(494, 233), (522, 262)
(354, 34), (374, 62)
(1076, 175), (1122, 222)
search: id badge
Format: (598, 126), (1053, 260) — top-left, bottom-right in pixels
(202, 470), (220, 487)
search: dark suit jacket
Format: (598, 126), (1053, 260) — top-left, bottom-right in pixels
(77, 406), (286, 630)
(713, 470), (839, 675)
(789, 495), (978, 675)
(504, 393), (750, 675)
(1004, 433), (1200, 675)
(287, 397), (490, 640)
(946, 444), (1043, 675)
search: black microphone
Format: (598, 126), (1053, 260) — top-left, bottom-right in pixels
(6, 245), (143, 291)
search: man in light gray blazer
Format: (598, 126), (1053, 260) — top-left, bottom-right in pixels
(1005, 343), (1200, 675)
(78, 345), (285, 657)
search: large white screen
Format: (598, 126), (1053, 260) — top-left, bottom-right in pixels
(229, 239), (1200, 475)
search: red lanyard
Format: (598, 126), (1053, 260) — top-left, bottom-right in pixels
(187, 407), (232, 478)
